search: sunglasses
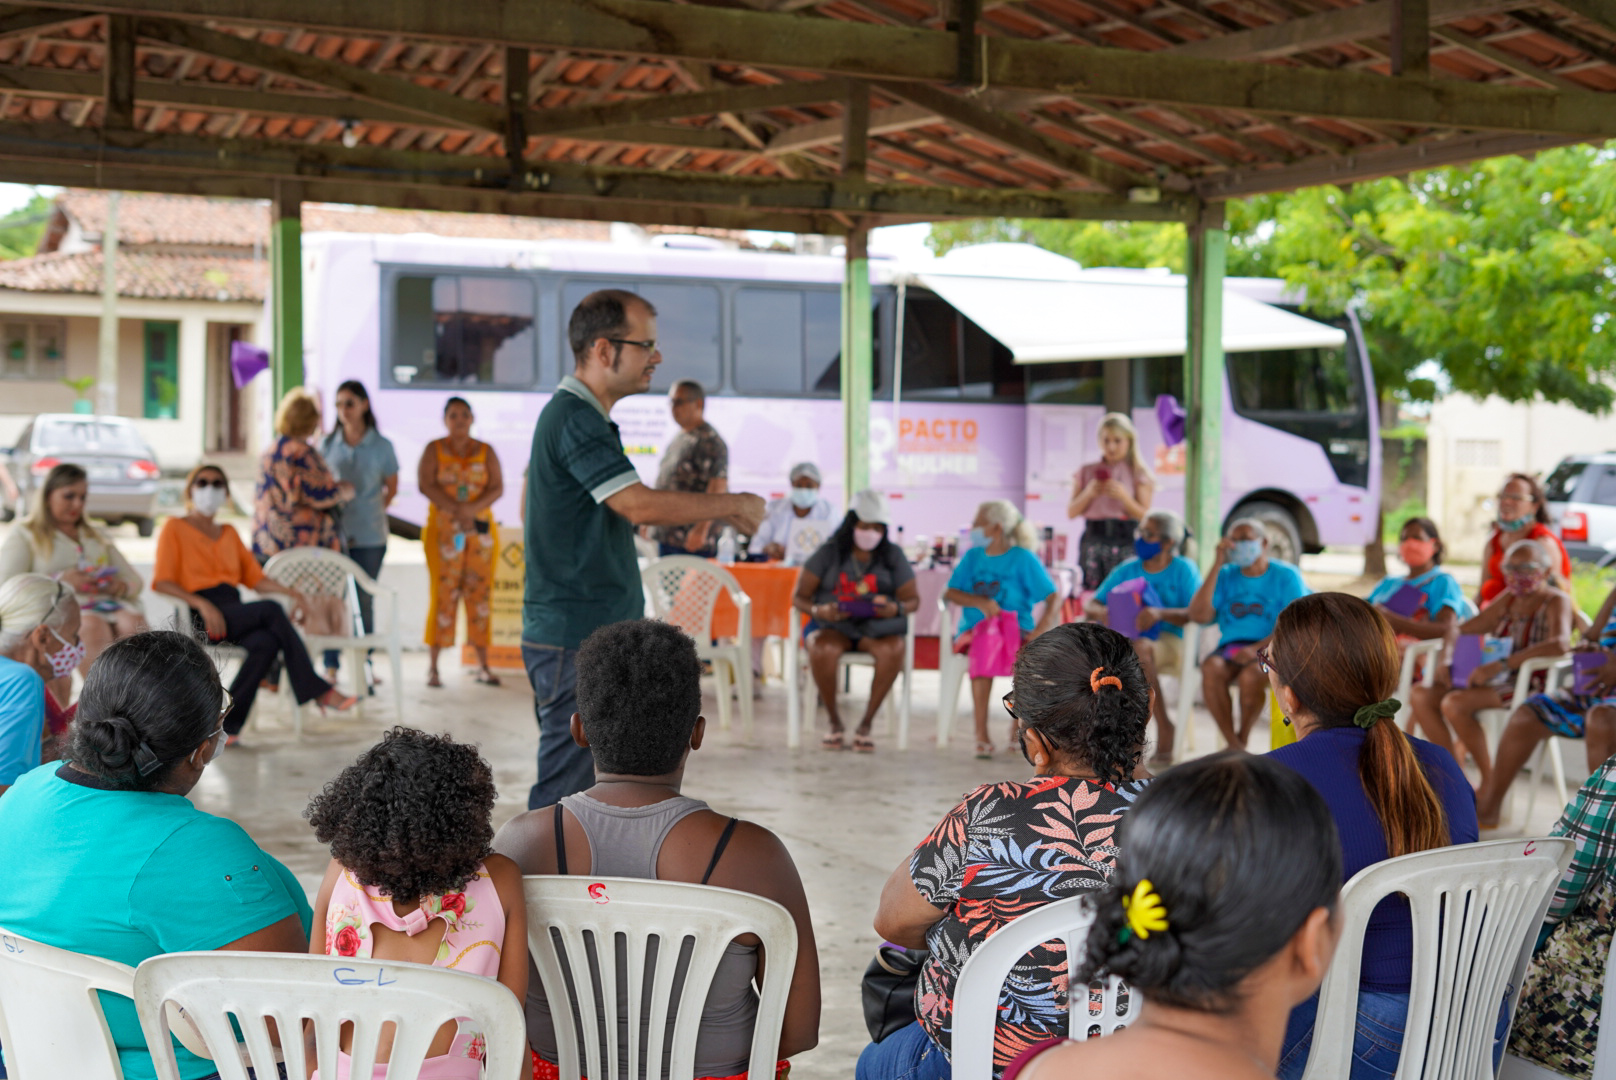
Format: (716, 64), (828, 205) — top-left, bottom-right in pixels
(193, 478), (227, 490)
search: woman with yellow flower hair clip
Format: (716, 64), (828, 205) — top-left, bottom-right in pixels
(1006, 752), (1343, 1080)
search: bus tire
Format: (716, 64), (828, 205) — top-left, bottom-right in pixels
(1232, 501), (1303, 566)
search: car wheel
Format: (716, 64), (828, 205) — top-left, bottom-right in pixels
(1233, 501), (1303, 566)
(137, 517), (155, 538)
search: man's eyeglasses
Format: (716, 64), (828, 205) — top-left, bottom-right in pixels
(606, 337), (658, 354)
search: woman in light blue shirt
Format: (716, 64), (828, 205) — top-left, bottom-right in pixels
(319, 380), (399, 683)
(1367, 517), (1470, 641)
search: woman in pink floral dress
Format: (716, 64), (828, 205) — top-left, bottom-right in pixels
(864, 623), (1153, 1080)
(306, 726), (530, 1078)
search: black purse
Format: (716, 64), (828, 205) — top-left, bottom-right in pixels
(861, 944), (928, 1043)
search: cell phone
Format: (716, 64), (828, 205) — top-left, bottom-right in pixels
(473, 519), (490, 534)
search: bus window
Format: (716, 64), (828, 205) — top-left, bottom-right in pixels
(1228, 346), (1360, 415)
(639, 282), (721, 393)
(735, 287), (805, 394)
(1131, 355), (1184, 406)
(1025, 361), (1104, 405)
(390, 273), (537, 387)
(900, 296), (960, 398)
(805, 291), (841, 393)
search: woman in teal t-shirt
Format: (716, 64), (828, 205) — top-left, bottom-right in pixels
(0, 631), (310, 1080)
(945, 500), (1059, 759)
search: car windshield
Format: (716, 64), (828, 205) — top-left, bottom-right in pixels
(1544, 460), (1589, 503)
(36, 420), (148, 456)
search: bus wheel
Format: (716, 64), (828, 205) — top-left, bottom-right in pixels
(1234, 501), (1303, 566)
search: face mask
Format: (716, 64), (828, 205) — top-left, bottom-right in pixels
(1399, 538), (1437, 567)
(1229, 539), (1263, 568)
(192, 485), (227, 516)
(1497, 513), (1533, 532)
(789, 487), (819, 510)
(46, 626), (85, 679)
(1505, 569), (1546, 596)
(853, 526), (884, 552)
(1134, 538), (1163, 561)
(968, 527), (990, 550)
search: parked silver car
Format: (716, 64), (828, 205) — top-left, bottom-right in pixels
(2, 414), (160, 536)
(1545, 451), (1616, 564)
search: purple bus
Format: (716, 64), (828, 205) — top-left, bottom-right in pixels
(301, 233), (1378, 562)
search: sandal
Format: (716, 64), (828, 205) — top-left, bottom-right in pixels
(852, 734), (876, 753)
(974, 741), (995, 760)
(475, 669), (502, 687)
(426, 669), (443, 689)
(316, 690), (359, 715)
(821, 731), (846, 750)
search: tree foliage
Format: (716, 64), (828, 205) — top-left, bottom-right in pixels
(0, 192), (53, 261)
(930, 145), (1616, 413)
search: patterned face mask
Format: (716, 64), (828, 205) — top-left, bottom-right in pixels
(1504, 569), (1547, 596)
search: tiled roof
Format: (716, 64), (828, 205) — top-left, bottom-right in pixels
(52, 190), (269, 248)
(301, 203), (610, 241)
(0, 249), (265, 301)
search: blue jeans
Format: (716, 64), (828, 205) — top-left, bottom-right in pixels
(857, 1022), (952, 1080)
(1278, 988), (1511, 1080)
(524, 641), (593, 810)
(323, 543), (386, 672)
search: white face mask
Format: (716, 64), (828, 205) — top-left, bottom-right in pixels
(192, 485), (227, 516)
(789, 487), (819, 510)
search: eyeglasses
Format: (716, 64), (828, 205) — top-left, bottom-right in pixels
(1002, 692), (1019, 720)
(1256, 645), (1275, 675)
(218, 688), (233, 721)
(1496, 492), (1532, 504)
(606, 337), (658, 354)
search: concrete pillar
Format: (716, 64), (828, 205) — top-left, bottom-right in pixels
(1184, 205), (1227, 573)
(177, 314), (206, 462)
(97, 191), (120, 416)
(841, 227), (873, 498)
(1103, 357), (1130, 416)
(271, 186), (303, 401)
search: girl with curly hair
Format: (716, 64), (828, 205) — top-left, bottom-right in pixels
(305, 727), (528, 1078)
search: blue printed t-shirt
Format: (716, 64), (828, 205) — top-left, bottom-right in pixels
(1211, 559), (1310, 644)
(0, 763), (312, 1080)
(1366, 566), (1468, 623)
(948, 545), (1057, 634)
(320, 426), (400, 549)
(1268, 726), (1477, 992)
(523, 376), (645, 649)
(1094, 556), (1202, 638)
(0, 653), (44, 786)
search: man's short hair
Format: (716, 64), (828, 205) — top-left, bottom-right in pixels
(568, 289), (658, 366)
(575, 620), (702, 775)
(671, 379), (705, 405)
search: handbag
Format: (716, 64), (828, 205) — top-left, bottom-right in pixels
(295, 593), (350, 638)
(861, 944), (928, 1043)
(968, 611), (1022, 679)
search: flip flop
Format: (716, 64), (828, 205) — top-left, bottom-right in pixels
(974, 741), (995, 760)
(475, 670), (502, 687)
(426, 670), (443, 689)
(821, 732), (846, 750)
(852, 735), (876, 753)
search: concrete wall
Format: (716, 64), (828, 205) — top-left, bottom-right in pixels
(1427, 392), (1616, 556)
(0, 290), (264, 472)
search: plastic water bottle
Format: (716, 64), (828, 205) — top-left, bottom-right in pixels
(716, 527), (736, 566)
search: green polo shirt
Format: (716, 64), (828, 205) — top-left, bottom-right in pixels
(523, 376), (645, 648)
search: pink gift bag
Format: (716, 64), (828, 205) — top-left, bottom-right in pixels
(969, 611), (1022, 678)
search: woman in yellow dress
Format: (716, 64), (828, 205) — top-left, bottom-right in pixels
(418, 396), (504, 688)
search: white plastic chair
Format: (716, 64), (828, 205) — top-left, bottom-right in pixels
(784, 607), (913, 749)
(521, 876), (797, 1080)
(642, 556), (755, 738)
(145, 591), (292, 735)
(1168, 622), (1203, 763)
(132, 951), (529, 1080)
(263, 547), (405, 723)
(951, 897), (1135, 1079)
(0, 927), (135, 1079)
(1298, 836), (1575, 1080)
(1475, 655), (1573, 824)
(1499, 918), (1616, 1080)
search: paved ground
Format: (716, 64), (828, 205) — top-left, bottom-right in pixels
(35, 522), (1567, 1080)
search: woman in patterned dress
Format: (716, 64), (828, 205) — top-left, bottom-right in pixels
(252, 388), (354, 562)
(859, 622), (1153, 1080)
(418, 396), (504, 689)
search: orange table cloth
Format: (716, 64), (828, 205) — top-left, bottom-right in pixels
(711, 562), (800, 639)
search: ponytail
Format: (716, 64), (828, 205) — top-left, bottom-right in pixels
(1012, 623), (1150, 782)
(1273, 593), (1449, 858)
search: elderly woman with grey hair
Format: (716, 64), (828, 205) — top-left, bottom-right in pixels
(1408, 537), (1572, 813)
(0, 573), (82, 795)
(1085, 509), (1201, 762)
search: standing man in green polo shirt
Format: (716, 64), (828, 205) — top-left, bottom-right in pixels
(523, 289), (766, 809)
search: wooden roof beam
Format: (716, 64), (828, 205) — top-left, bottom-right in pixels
(0, 5), (91, 41)
(763, 102), (934, 153)
(525, 79), (848, 136)
(1169, 0), (1517, 59)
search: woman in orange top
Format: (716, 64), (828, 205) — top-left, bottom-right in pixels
(418, 397), (504, 689)
(153, 464), (356, 742)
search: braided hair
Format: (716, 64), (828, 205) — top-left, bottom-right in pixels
(1012, 623), (1150, 782)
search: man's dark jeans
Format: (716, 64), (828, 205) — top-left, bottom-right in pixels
(523, 641), (594, 809)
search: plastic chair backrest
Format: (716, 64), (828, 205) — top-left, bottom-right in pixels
(0, 927), (133, 1080)
(1300, 837), (1575, 1080)
(132, 951), (528, 1080)
(642, 556), (746, 642)
(522, 876), (797, 1080)
(264, 546), (388, 600)
(950, 897), (1137, 1080)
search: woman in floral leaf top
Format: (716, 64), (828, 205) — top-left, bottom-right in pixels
(861, 622), (1154, 1080)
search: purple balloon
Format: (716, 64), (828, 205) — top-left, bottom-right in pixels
(1155, 393), (1186, 447)
(230, 340), (270, 390)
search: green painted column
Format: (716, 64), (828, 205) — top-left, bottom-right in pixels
(1184, 205), (1227, 574)
(842, 227), (873, 499)
(271, 187), (303, 401)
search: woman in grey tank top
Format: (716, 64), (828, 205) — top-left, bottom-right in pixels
(494, 620), (821, 1079)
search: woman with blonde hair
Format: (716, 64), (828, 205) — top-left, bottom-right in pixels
(943, 499), (1058, 757)
(0, 463), (146, 685)
(1068, 412), (1154, 591)
(253, 387), (354, 562)
(0, 573), (81, 795)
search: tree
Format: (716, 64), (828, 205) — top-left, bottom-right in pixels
(0, 191), (54, 261)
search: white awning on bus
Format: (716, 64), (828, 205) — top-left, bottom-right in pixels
(911, 270), (1348, 363)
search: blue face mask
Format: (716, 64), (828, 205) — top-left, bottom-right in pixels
(1229, 539), (1263, 568)
(969, 527), (990, 549)
(789, 486), (819, 510)
(1497, 514), (1532, 532)
(1134, 537), (1163, 561)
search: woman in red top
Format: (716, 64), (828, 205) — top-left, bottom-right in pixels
(1480, 473), (1571, 606)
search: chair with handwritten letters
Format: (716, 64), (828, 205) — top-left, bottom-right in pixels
(0, 927), (138, 1080)
(132, 951), (528, 1080)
